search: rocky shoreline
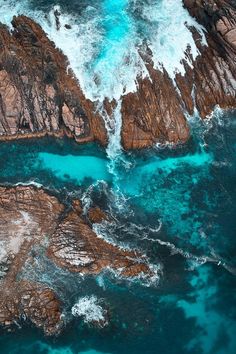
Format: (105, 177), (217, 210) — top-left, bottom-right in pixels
(0, 185), (156, 335)
(0, 0), (236, 337)
(0, 16), (107, 145)
(0, 0), (235, 149)
(121, 0), (236, 148)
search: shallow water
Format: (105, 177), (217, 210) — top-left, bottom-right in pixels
(0, 112), (236, 354)
(0, 0), (236, 353)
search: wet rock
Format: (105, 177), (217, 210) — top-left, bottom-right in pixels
(1, 3), (234, 150)
(88, 206), (109, 224)
(65, 24), (72, 30)
(0, 16), (107, 145)
(54, 9), (61, 31)
(0, 186), (64, 335)
(0, 186), (154, 335)
(121, 57), (190, 149)
(121, 0), (236, 149)
(0, 280), (63, 335)
(47, 211), (151, 276)
(179, 0), (236, 118)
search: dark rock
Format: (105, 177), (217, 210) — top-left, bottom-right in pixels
(65, 24), (72, 30)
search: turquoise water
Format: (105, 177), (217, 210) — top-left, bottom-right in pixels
(0, 0), (235, 353)
(0, 113), (236, 353)
(38, 153), (111, 184)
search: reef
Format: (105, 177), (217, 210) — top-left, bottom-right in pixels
(0, 186), (153, 335)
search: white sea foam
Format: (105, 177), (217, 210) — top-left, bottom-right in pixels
(100, 100), (123, 162)
(0, 241), (8, 264)
(139, 0), (206, 80)
(71, 295), (108, 327)
(0, 0), (208, 161)
(92, 221), (163, 287)
(14, 181), (43, 188)
(98, 263), (162, 288)
(0, 0), (206, 98)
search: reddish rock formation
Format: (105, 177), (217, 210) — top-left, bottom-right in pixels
(0, 2), (235, 150)
(47, 210), (150, 275)
(179, 0), (236, 117)
(88, 206), (109, 224)
(121, 58), (190, 149)
(121, 0), (236, 149)
(0, 186), (155, 335)
(0, 280), (63, 336)
(0, 16), (107, 144)
(0, 186), (64, 335)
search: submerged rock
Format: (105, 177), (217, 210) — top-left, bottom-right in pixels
(87, 206), (109, 224)
(0, 186), (154, 335)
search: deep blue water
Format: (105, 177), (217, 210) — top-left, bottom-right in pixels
(0, 0), (236, 353)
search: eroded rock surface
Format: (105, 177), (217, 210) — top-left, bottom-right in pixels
(180, 0), (236, 117)
(121, 0), (236, 149)
(0, 186), (154, 335)
(121, 56), (190, 149)
(0, 2), (235, 150)
(0, 16), (107, 144)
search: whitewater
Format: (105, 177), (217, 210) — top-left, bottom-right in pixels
(0, 1), (236, 354)
(0, 0), (206, 100)
(0, 0), (207, 160)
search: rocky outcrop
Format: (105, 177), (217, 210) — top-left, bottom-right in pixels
(121, 0), (236, 149)
(0, 2), (235, 150)
(121, 56), (190, 149)
(0, 186), (155, 335)
(88, 206), (109, 224)
(0, 280), (63, 335)
(0, 16), (107, 144)
(179, 0), (236, 117)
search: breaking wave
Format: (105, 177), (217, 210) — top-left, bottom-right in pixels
(71, 295), (108, 327)
(0, 0), (206, 101)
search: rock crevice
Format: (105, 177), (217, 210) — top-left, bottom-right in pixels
(0, 186), (155, 335)
(0, 16), (107, 144)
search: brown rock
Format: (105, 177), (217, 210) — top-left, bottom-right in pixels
(179, 0), (236, 118)
(0, 185), (155, 335)
(0, 16), (107, 145)
(88, 206), (108, 224)
(121, 0), (236, 149)
(0, 280), (63, 335)
(47, 211), (151, 276)
(0, 186), (64, 335)
(121, 59), (190, 149)
(1, 2), (234, 150)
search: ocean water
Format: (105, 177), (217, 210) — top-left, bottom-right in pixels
(0, 112), (236, 354)
(0, 0), (236, 353)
